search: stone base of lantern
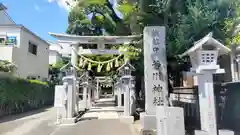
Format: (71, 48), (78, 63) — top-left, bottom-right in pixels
(194, 130), (234, 135)
(119, 116), (134, 124)
(140, 112), (156, 130)
(78, 100), (87, 111)
(61, 117), (77, 125)
(140, 129), (157, 135)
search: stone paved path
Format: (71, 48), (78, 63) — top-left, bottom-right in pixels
(0, 98), (137, 135)
(52, 119), (134, 135)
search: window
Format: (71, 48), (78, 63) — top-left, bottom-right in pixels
(7, 36), (17, 45)
(0, 38), (5, 43)
(28, 41), (37, 55)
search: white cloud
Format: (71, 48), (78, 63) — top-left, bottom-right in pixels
(47, 0), (76, 11)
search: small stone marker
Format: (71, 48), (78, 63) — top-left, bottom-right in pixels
(54, 85), (67, 107)
(156, 106), (185, 135)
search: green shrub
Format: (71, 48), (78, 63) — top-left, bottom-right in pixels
(28, 79), (48, 85)
(0, 76), (54, 117)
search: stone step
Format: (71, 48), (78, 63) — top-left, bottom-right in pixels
(81, 112), (120, 119)
(89, 107), (124, 112)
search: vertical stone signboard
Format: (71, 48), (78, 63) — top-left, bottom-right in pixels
(144, 26), (168, 115)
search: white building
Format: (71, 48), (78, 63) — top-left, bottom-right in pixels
(0, 4), (15, 25)
(0, 4), (49, 80)
(48, 41), (63, 65)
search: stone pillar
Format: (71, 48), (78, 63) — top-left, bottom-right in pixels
(73, 76), (77, 116)
(118, 86), (122, 107)
(119, 77), (134, 124)
(71, 44), (78, 67)
(61, 76), (77, 124)
(96, 79), (99, 99)
(194, 73), (234, 135)
(230, 45), (237, 81)
(54, 83), (67, 122)
(83, 85), (88, 109)
(130, 77), (136, 115)
(70, 44), (78, 116)
(87, 88), (92, 109)
(62, 76), (74, 118)
(62, 82), (68, 118)
(123, 78), (131, 116)
(197, 73), (217, 135)
(140, 26), (168, 130)
(75, 80), (80, 114)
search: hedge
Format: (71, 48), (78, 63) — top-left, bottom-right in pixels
(0, 74), (54, 117)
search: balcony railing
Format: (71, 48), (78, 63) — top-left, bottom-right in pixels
(0, 41), (16, 46)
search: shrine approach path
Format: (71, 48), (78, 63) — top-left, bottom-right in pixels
(0, 98), (137, 135)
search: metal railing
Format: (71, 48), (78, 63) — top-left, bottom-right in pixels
(171, 87), (200, 130)
(0, 42), (16, 46)
(171, 84), (228, 131)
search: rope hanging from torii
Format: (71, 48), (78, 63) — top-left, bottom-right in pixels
(72, 46), (128, 72)
(78, 54), (122, 72)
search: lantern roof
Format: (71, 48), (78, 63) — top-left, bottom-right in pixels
(117, 61), (135, 71)
(180, 32), (230, 57)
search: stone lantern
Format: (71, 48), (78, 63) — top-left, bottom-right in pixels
(119, 63), (134, 78)
(117, 61), (135, 123)
(180, 32), (231, 135)
(118, 61), (135, 93)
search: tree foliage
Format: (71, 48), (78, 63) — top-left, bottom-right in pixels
(67, 0), (142, 77)
(66, 0), (240, 84)
(0, 60), (16, 73)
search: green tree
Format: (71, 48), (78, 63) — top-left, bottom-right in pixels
(66, 0), (240, 87)
(67, 0), (142, 75)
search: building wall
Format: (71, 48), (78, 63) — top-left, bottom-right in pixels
(49, 50), (61, 65)
(0, 27), (21, 77)
(0, 10), (15, 25)
(16, 29), (49, 79)
(0, 46), (14, 62)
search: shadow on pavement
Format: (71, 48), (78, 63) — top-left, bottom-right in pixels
(76, 117), (99, 122)
(75, 110), (98, 123)
(0, 107), (50, 123)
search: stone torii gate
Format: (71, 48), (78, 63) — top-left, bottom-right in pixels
(50, 32), (140, 124)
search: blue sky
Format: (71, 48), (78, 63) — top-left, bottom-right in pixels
(0, 0), (69, 41)
(0, 0), (121, 41)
